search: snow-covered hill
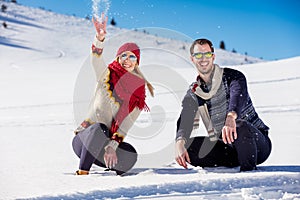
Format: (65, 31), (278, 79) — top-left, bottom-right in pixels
(0, 2), (299, 200)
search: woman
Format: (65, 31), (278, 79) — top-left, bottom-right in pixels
(72, 14), (154, 175)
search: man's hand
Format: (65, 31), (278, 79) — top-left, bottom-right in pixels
(92, 13), (108, 41)
(175, 139), (191, 169)
(222, 112), (237, 144)
(104, 146), (118, 169)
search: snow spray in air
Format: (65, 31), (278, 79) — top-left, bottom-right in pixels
(92, 0), (110, 20)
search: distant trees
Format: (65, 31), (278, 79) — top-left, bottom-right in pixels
(1, 3), (7, 28)
(1, 0), (17, 13)
(110, 17), (116, 26)
(84, 16), (117, 26)
(85, 15), (90, 20)
(219, 40), (225, 50)
(0, 0), (17, 3)
(1, 4), (7, 12)
(219, 40), (258, 62)
(2, 21), (7, 28)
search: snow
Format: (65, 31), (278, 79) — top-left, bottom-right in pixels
(0, 2), (299, 200)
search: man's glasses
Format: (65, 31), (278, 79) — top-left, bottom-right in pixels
(120, 53), (137, 62)
(192, 52), (214, 59)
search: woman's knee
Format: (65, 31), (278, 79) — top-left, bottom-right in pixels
(118, 142), (137, 158)
(79, 123), (110, 144)
(88, 123), (110, 138)
(72, 135), (82, 158)
(113, 142), (137, 174)
(72, 123), (109, 156)
(119, 143), (137, 163)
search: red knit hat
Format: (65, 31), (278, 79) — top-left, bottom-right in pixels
(116, 42), (140, 64)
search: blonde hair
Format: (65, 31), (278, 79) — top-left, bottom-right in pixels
(135, 66), (155, 97)
(116, 56), (154, 97)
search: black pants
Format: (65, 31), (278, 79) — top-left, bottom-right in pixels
(72, 123), (137, 175)
(187, 119), (272, 171)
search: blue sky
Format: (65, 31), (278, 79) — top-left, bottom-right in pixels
(17, 0), (300, 60)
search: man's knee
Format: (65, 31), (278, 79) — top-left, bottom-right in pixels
(236, 119), (254, 139)
(236, 119), (249, 129)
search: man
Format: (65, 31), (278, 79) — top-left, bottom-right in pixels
(175, 39), (272, 171)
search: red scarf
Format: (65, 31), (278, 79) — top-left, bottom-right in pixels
(108, 61), (149, 137)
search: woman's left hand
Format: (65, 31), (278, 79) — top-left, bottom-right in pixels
(92, 13), (108, 41)
(104, 146), (118, 169)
